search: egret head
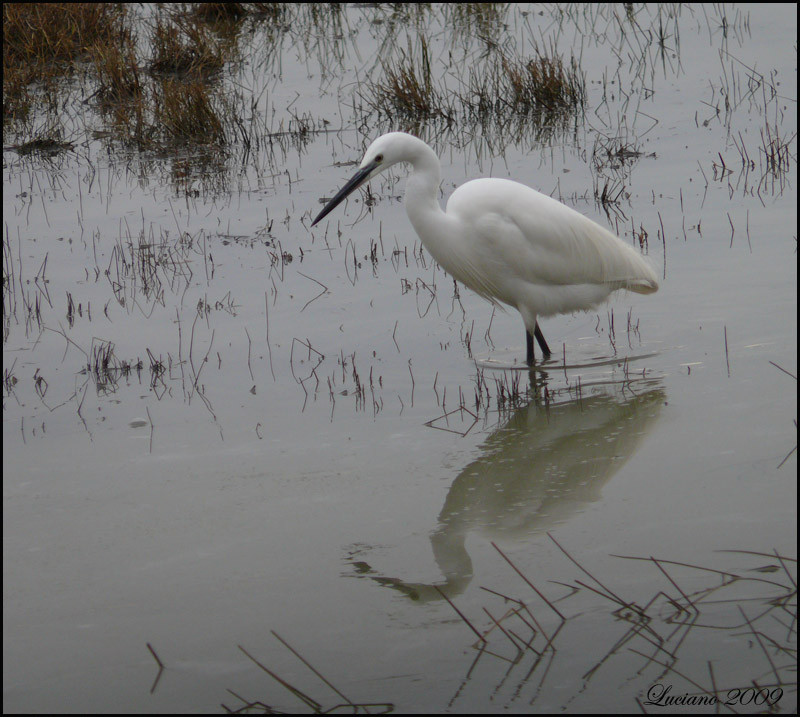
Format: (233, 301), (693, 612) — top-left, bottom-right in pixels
(311, 133), (414, 227)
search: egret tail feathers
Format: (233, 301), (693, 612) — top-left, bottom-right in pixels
(626, 277), (659, 294)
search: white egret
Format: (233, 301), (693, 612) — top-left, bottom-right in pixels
(311, 132), (658, 364)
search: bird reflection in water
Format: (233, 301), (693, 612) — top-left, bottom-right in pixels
(347, 377), (665, 602)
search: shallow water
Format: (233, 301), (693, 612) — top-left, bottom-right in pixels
(3, 4), (796, 713)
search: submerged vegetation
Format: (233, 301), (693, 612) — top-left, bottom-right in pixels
(366, 34), (586, 142)
(4, 4), (232, 150)
(3, 3), (124, 123)
(3, 2), (589, 155)
(437, 543), (796, 712)
(3, 2), (792, 198)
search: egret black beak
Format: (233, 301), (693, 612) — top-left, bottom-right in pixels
(311, 161), (378, 227)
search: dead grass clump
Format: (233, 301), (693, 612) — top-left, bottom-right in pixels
(10, 129), (74, 157)
(190, 2), (248, 23)
(149, 15), (225, 78)
(367, 37), (451, 123)
(3, 3), (123, 69)
(189, 2), (286, 24)
(85, 8), (233, 150)
(2, 69), (32, 123)
(382, 67), (436, 120)
(500, 51), (585, 118)
(457, 46), (585, 144)
(156, 80), (225, 145)
(89, 9), (231, 149)
(89, 339), (122, 395)
(90, 32), (151, 146)
(3, 3), (126, 121)
(91, 28), (142, 103)
(365, 38), (583, 140)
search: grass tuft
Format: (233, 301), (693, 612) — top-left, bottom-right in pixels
(149, 14), (225, 78)
(156, 79), (225, 145)
(3, 3), (127, 122)
(500, 50), (585, 118)
(364, 36), (584, 140)
(370, 37), (447, 123)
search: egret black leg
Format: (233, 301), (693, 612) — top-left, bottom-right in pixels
(526, 331), (534, 364)
(534, 322), (551, 357)
(526, 322), (551, 364)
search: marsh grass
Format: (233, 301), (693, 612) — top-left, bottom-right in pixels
(3, 3), (126, 122)
(365, 35), (585, 143)
(6, 3), (588, 168)
(440, 541), (797, 711)
(499, 50), (585, 118)
(226, 637), (393, 714)
(2, 65), (32, 124)
(190, 2), (248, 24)
(105, 223), (195, 313)
(463, 46), (585, 143)
(91, 30), (143, 103)
(2, 3), (124, 71)
(149, 14), (226, 78)
(9, 128), (75, 157)
(369, 36), (449, 124)
(4, 3), (232, 150)
(88, 23), (151, 145)
(444, 2), (510, 45)
(143, 11), (231, 147)
(156, 79), (226, 145)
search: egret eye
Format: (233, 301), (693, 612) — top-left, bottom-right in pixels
(375, 154), (383, 162)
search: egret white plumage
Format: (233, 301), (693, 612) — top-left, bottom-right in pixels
(311, 132), (658, 364)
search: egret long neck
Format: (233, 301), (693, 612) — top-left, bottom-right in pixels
(403, 144), (458, 266)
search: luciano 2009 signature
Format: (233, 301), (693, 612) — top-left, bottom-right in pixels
(645, 684), (784, 708)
